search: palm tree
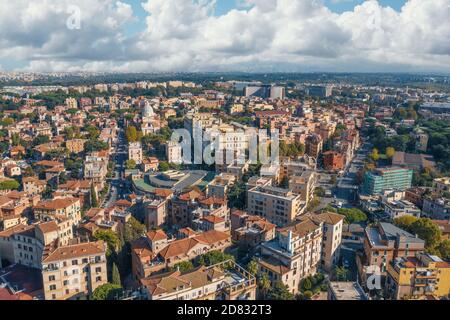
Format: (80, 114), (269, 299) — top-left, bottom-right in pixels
(258, 273), (271, 299)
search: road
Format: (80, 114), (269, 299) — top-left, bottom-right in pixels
(335, 141), (372, 203)
(102, 128), (129, 208)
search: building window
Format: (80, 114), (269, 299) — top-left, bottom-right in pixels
(49, 275), (56, 281)
(72, 260), (78, 265)
(49, 285), (57, 291)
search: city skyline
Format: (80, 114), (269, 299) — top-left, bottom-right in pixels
(0, 0), (448, 73)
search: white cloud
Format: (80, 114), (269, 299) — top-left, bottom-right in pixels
(0, 0), (448, 72)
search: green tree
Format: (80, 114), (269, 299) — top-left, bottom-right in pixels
(437, 240), (450, 260)
(159, 161), (170, 172)
(170, 261), (195, 273)
(124, 217), (146, 243)
(91, 283), (122, 300)
(338, 208), (367, 225)
(394, 216), (419, 231)
(94, 230), (120, 256)
(197, 251), (234, 266)
(268, 281), (295, 300)
(335, 266), (348, 281)
(125, 126), (138, 143)
(258, 273), (271, 299)
(0, 180), (20, 191)
(246, 260), (259, 276)
(227, 182), (246, 210)
(410, 218), (442, 250)
(111, 263), (121, 286)
(125, 159), (137, 170)
(302, 277), (313, 291)
(90, 183), (99, 208)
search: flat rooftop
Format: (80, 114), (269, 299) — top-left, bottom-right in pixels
(329, 282), (367, 300)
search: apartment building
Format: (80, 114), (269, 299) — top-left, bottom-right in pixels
(385, 253), (450, 300)
(422, 197), (450, 220)
(256, 216), (323, 295)
(383, 200), (421, 219)
(128, 142), (143, 165)
(66, 139), (87, 154)
(166, 141), (183, 165)
(230, 210), (276, 249)
(144, 199), (168, 230)
(357, 222), (426, 283)
(141, 261), (256, 300)
(23, 176), (47, 196)
(362, 167), (413, 195)
(41, 241), (107, 300)
(305, 134), (323, 159)
(247, 186), (303, 226)
(288, 170), (317, 205)
(323, 151), (346, 172)
(0, 217), (73, 269)
(314, 212), (345, 272)
(84, 156), (108, 188)
(33, 197), (82, 226)
(0, 225), (43, 269)
(131, 229), (231, 279)
(433, 177), (450, 196)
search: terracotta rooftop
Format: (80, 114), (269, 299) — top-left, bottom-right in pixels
(34, 198), (79, 211)
(42, 241), (106, 263)
(147, 229), (168, 242)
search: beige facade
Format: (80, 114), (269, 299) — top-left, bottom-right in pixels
(289, 170), (317, 205)
(247, 186), (302, 226)
(128, 142), (143, 165)
(33, 198), (82, 226)
(314, 212), (344, 272)
(256, 216), (323, 294)
(66, 139), (87, 154)
(42, 241), (108, 300)
(142, 261), (256, 300)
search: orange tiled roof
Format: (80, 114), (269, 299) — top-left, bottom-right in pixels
(42, 241), (106, 263)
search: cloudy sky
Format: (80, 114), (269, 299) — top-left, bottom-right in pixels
(0, 0), (449, 73)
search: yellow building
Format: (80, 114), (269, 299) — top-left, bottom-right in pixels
(385, 253), (450, 300)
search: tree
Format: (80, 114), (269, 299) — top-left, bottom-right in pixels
(335, 266), (348, 281)
(94, 230), (120, 256)
(125, 126), (138, 143)
(170, 261), (195, 273)
(91, 283), (122, 300)
(370, 148), (380, 162)
(125, 159), (137, 170)
(0, 180), (20, 191)
(437, 240), (450, 260)
(124, 217), (146, 243)
(159, 161), (170, 172)
(394, 216), (419, 231)
(227, 182), (246, 210)
(111, 263), (121, 286)
(258, 273), (271, 299)
(302, 277), (313, 291)
(338, 208), (367, 225)
(267, 281), (295, 300)
(197, 251), (234, 266)
(90, 183), (99, 208)
(246, 260), (259, 276)
(386, 147), (396, 159)
(410, 218), (442, 250)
